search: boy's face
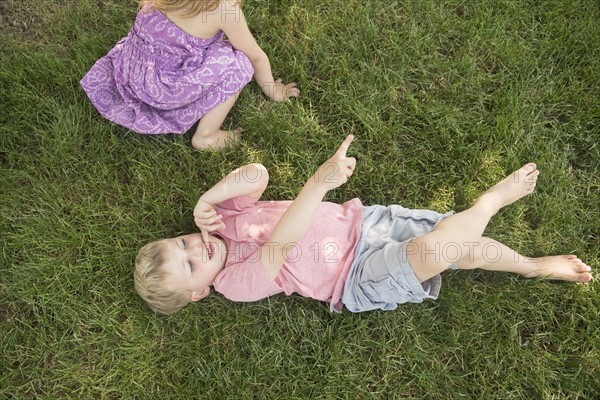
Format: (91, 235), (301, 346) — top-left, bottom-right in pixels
(162, 233), (226, 300)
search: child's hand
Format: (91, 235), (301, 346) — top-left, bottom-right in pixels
(313, 135), (356, 191)
(265, 79), (300, 102)
(193, 199), (225, 243)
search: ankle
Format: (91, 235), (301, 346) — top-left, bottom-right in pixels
(193, 128), (217, 139)
(191, 134), (216, 150)
(191, 129), (242, 151)
(472, 195), (499, 216)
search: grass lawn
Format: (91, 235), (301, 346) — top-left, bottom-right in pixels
(1, 0), (599, 398)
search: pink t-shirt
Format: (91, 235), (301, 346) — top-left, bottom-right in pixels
(212, 195), (363, 311)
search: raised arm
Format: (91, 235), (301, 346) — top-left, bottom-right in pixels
(261, 135), (356, 279)
(194, 163), (269, 242)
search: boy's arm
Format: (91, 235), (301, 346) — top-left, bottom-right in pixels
(194, 163), (269, 241)
(199, 163), (268, 205)
(260, 135), (356, 279)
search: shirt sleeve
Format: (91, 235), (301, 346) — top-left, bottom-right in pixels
(212, 247), (283, 302)
(215, 195), (259, 212)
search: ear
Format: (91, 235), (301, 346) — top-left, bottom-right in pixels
(190, 287), (211, 302)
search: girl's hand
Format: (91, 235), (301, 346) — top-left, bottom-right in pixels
(193, 199), (225, 243)
(313, 135), (356, 191)
(265, 79), (300, 102)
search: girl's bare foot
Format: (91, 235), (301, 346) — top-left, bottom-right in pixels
(191, 127), (243, 151)
(475, 163), (540, 214)
(523, 255), (593, 282)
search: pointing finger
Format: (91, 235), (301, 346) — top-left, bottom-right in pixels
(336, 134), (354, 157)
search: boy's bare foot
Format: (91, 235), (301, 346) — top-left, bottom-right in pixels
(191, 128), (243, 151)
(523, 255), (593, 282)
(475, 163), (539, 214)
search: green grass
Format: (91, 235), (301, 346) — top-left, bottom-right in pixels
(1, 0), (599, 398)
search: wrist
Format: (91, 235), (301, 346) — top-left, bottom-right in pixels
(260, 82), (278, 98)
(305, 175), (329, 196)
(197, 197), (213, 207)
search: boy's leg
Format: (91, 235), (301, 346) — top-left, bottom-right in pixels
(407, 163), (539, 282)
(191, 91), (241, 151)
(456, 237), (592, 282)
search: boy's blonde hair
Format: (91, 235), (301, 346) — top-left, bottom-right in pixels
(139, 0), (238, 17)
(134, 239), (191, 315)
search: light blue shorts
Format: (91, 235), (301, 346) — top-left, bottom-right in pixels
(342, 204), (456, 312)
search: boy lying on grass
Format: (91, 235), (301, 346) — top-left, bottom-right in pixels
(134, 135), (593, 315)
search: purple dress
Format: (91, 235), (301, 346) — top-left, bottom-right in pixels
(81, 9), (254, 134)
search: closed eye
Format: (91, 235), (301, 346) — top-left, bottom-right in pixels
(188, 260), (193, 272)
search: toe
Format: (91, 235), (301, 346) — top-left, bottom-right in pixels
(523, 163), (537, 173)
(577, 264), (592, 272)
(525, 170), (540, 184)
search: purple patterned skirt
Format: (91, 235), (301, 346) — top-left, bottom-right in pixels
(81, 9), (254, 134)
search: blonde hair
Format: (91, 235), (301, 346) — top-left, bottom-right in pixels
(139, 0), (236, 17)
(134, 239), (191, 315)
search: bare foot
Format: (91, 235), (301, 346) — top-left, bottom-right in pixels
(523, 255), (593, 282)
(191, 128), (243, 151)
(475, 163), (539, 214)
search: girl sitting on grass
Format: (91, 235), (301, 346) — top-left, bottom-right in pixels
(134, 135), (593, 315)
(81, 0), (299, 150)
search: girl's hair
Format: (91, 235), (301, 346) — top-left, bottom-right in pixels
(139, 0), (238, 17)
(134, 239), (191, 315)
